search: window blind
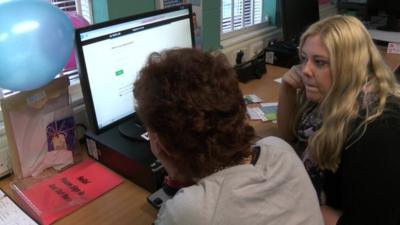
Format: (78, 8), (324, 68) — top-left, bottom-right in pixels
(49, 0), (76, 11)
(221, 0), (263, 34)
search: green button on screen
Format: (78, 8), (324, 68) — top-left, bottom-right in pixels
(115, 70), (124, 76)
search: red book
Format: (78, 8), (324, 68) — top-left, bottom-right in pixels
(12, 159), (123, 225)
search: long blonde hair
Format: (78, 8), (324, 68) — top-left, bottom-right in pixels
(297, 15), (400, 171)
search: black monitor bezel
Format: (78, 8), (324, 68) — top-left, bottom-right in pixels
(75, 4), (195, 134)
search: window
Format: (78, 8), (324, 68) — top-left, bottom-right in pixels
(50, 0), (93, 27)
(78, 0), (93, 24)
(221, 0), (264, 34)
(50, 0), (76, 11)
(157, 0), (185, 8)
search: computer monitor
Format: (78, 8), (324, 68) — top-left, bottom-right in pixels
(75, 5), (194, 140)
(281, 0), (320, 44)
(367, 0), (400, 32)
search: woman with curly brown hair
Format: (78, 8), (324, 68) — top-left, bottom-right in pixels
(134, 48), (322, 225)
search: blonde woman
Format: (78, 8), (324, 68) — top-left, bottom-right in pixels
(278, 15), (400, 225)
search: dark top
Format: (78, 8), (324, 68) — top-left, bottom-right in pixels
(324, 97), (400, 225)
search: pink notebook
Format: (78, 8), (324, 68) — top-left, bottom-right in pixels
(13, 159), (123, 225)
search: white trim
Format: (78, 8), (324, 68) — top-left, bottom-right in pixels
(77, 0), (94, 24)
(221, 26), (280, 50)
(221, 21), (271, 41)
(220, 26), (282, 65)
(69, 82), (84, 108)
(0, 124), (5, 137)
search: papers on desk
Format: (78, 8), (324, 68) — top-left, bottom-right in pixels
(244, 94), (278, 122)
(274, 78), (282, 84)
(247, 107), (266, 121)
(247, 102), (278, 122)
(260, 103), (278, 121)
(0, 188), (38, 225)
(244, 94), (263, 104)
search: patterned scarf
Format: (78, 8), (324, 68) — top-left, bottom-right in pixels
(296, 91), (378, 204)
(296, 103), (325, 203)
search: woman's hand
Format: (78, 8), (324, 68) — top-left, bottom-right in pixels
(277, 64), (304, 141)
(282, 64), (304, 90)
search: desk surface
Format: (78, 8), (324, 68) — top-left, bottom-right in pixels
(1, 51), (399, 225)
(382, 49), (400, 70)
(240, 65), (287, 138)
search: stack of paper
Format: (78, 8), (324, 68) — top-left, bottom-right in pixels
(243, 94), (263, 104)
(247, 102), (278, 122)
(0, 188), (38, 225)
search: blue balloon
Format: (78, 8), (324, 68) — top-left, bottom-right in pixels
(0, 0), (74, 91)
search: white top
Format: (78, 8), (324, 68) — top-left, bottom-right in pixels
(154, 136), (323, 225)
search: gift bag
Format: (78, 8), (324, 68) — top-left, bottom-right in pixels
(1, 76), (77, 178)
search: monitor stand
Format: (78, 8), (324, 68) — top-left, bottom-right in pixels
(118, 118), (147, 142)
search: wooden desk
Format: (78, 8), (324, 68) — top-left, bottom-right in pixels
(240, 65), (288, 138)
(382, 50), (400, 70)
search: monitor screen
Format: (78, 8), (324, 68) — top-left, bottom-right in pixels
(281, 0), (320, 44)
(75, 5), (194, 135)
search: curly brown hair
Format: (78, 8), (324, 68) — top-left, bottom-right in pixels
(134, 48), (255, 179)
